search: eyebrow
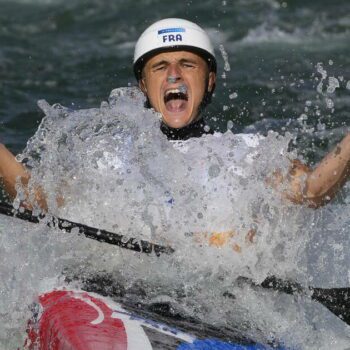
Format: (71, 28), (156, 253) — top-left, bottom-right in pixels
(150, 58), (199, 69)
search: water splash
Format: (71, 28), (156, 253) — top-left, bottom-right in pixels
(1, 87), (350, 348)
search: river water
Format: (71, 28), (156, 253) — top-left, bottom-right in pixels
(0, 0), (350, 349)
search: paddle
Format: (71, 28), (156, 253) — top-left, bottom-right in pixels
(1, 201), (349, 325)
(238, 276), (350, 326)
(0, 201), (174, 256)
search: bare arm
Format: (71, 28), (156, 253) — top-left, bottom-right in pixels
(305, 133), (350, 206)
(0, 143), (29, 198)
(282, 133), (350, 208)
(0, 143), (47, 210)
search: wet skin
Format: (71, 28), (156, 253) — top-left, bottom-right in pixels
(139, 51), (216, 129)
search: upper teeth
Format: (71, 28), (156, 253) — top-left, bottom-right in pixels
(165, 88), (181, 96)
(165, 85), (188, 97)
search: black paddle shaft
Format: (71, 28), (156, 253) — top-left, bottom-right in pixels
(0, 201), (174, 256)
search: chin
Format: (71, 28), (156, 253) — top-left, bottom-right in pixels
(161, 106), (198, 129)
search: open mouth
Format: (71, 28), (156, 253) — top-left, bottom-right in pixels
(164, 87), (189, 113)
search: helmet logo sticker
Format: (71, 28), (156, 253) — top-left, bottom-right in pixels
(162, 34), (183, 43)
(158, 27), (185, 44)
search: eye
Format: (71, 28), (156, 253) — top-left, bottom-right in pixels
(153, 65), (166, 72)
(182, 62), (195, 68)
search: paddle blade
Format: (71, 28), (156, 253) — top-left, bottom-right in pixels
(239, 276), (350, 325)
(312, 287), (350, 325)
(244, 276), (350, 326)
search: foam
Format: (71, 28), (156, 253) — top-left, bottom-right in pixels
(1, 87), (349, 348)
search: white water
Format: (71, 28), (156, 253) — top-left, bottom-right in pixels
(1, 87), (350, 348)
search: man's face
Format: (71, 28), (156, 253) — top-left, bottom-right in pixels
(139, 51), (216, 129)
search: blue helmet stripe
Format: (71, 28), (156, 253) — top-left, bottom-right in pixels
(158, 28), (186, 35)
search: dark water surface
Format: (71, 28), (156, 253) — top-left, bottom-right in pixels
(0, 0), (349, 156)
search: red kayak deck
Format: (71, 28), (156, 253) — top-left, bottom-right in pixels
(24, 289), (282, 350)
(25, 290), (129, 349)
(24, 289), (195, 350)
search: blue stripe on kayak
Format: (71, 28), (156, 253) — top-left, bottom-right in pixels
(177, 339), (287, 350)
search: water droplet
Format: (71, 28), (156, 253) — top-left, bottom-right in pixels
(325, 98), (334, 109)
(208, 164), (221, 178)
(219, 44), (230, 72)
(229, 92), (238, 99)
(327, 77), (339, 94)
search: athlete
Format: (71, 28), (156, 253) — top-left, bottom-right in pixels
(133, 19), (216, 140)
(0, 18), (350, 216)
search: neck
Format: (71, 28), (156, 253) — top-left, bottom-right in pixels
(160, 118), (213, 141)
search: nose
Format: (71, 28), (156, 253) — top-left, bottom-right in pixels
(167, 63), (182, 83)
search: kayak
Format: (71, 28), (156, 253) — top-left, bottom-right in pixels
(24, 289), (289, 350)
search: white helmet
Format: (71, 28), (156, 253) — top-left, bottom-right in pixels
(133, 18), (216, 80)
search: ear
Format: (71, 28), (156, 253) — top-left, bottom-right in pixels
(139, 78), (147, 94)
(207, 72), (216, 93)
